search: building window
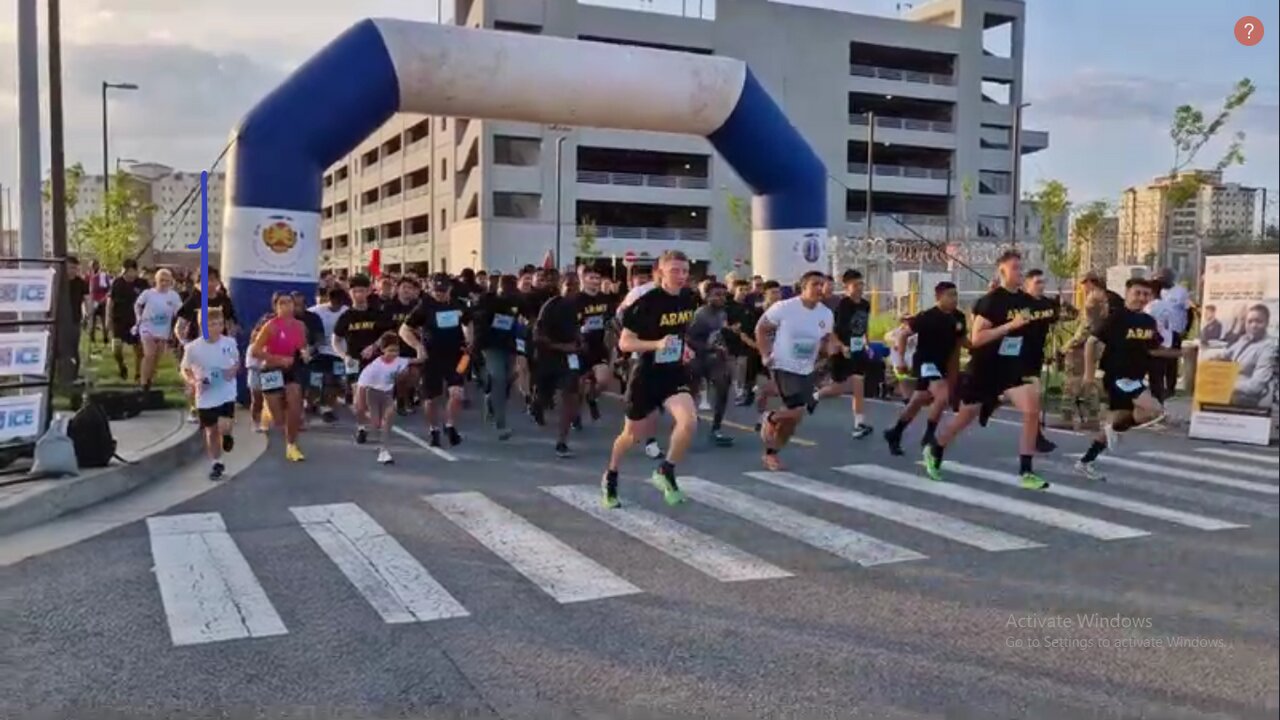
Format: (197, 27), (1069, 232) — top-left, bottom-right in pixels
(493, 192), (542, 219)
(440, 209), (448, 230)
(441, 159), (448, 182)
(494, 136), (542, 166)
(979, 171), (1012, 196)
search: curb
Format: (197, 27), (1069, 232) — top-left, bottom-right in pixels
(0, 418), (203, 538)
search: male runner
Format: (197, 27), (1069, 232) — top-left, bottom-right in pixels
(470, 274), (523, 439)
(535, 273), (586, 457)
(333, 275), (393, 444)
(602, 251), (699, 509)
(924, 250), (1048, 489)
(576, 268), (616, 424)
(755, 271), (835, 470)
(383, 276), (423, 414)
(614, 265), (664, 460)
(106, 259), (148, 381)
(1075, 278), (1189, 480)
(686, 282), (735, 447)
(814, 269), (874, 438)
(1021, 268), (1061, 452)
(400, 274), (473, 447)
(309, 288), (349, 423)
(883, 281), (967, 455)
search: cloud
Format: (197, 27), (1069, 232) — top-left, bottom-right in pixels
(1029, 69), (1280, 139)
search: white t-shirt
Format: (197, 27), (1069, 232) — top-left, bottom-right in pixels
(762, 297), (834, 376)
(180, 336), (241, 408)
(357, 356), (410, 392)
(616, 281), (656, 319)
(135, 289), (183, 339)
(309, 303), (348, 357)
(885, 326), (917, 371)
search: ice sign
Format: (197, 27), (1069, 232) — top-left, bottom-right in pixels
(0, 393), (43, 442)
(0, 268), (56, 313)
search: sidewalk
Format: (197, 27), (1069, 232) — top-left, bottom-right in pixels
(0, 409), (201, 537)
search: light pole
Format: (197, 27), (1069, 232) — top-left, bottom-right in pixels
(549, 124), (571, 269)
(1010, 101), (1030, 247)
(101, 81), (139, 201)
(864, 110), (875, 241)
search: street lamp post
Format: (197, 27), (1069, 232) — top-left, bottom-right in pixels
(1010, 101), (1031, 247)
(865, 111), (875, 241)
(101, 81), (139, 202)
(549, 125), (571, 269)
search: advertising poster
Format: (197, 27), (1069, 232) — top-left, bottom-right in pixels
(0, 267), (56, 314)
(0, 331), (50, 377)
(0, 392), (45, 444)
(1190, 254), (1278, 446)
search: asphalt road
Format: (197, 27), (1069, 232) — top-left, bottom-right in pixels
(4, 389), (1278, 720)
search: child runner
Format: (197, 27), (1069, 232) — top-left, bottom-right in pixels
(355, 332), (413, 465)
(179, 308), (240, 480)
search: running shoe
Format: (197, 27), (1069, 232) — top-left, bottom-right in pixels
(428, 428), (442, 448)
(587, 399), (601, 421)
(445, 425), (462, 447)
(321, 409), (337, 424)
(762, 452), (783, 471)
(650, 469), (685, 506)
(1074, 460), (1106, 482)
(285, 444), (305, 462)
(355, 427), (368, 445)
(883, 429), (904, 456)
(209, 462), (225, 481)
(497, 427), (513, 441)
(710, 430), (735, 448)
(555, 442), (574, 459)
(1019, 472), (1050, 490)
(377, 447), (394, 465)
(600, 472), (620, 509)
(698, 395), (712, 411)
(851, 424), (873, 440)
(571, 416), (583, 432)
(922, 444), (943, 481)
(1035, 433), (1057, 453)
(643, 439), (664, 460)
(222, 434), (235, 453)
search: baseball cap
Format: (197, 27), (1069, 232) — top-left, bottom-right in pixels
(430, 274), (452, 292)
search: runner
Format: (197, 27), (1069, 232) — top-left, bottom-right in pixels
(88, 260), (112, 345)
(519, 269), (558, 421)
(309, 288), (349, 423)
(512, 270), (537, 412)
(754, 271), (836, 470)
(470, 274), (522, 439)
(1074, 278), (1190, 480)
(133, 268), (183, 392)
(686, 281), (736, 447)
(615, 265), (664, 460)
(602, 251), (699, 509)
(534, 273), (586, 457)
(1021, 269), (1061, 453)
(400, 274), (473, 448)
(751, 280), (785, 432)
(923, 250), (1047, 489)
(354, 332), (413, 465)
(179, 308), (240, 480)
(883, 281), (967, 455)
(333, 275), (392, 444)
(576, 268), (616, 426)
(382, 277), (423, 415)
(814, 269), (874, 438)
(250, 292), (310, 462)
(291, 290), (327, 421)
(728, 280), (765, 408)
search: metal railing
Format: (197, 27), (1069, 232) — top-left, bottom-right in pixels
(577, 170), (710, 190)
(584, 225), (709, 242)
(847, 163), (950, 180)
(849, 114), (953, 133)
(844, 215), (950, 242)
(849, 63), (954, 86)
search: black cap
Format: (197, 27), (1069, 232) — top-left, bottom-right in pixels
(430, 274), (452, 292)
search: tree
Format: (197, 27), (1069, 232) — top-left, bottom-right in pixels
(77, 170), (155, 270)
(725, 191), (753, 272)
(41, 162), (87, 256)
(1069, 200), (1111, 273)
(1028, 179), (1080, 292)
(574, 216), (599, 260)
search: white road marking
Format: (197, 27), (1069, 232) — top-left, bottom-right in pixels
(423, 492), (640, 603)
(1096, 456), (1278, 496)
(746, 471), (1043, 552)
(680, 477), (926, 567)
(1197, 447), (1279, 466)
(834, 465), (1148, 541)
(985, 416), (1085, 436)
(392, 426), (458, 462)
(290, 503), (469, 624)
(1036, 459), (1279, 519)
(146, 513), (288, 647)
(941, 462), (1246, 532)
(542, 485), (792, 582)
(1136, 451), (1279, 480)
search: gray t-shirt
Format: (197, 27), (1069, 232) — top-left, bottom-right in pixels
(687, 305), (727, 355)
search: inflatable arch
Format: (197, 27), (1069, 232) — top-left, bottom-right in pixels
(222, 19), (826, 327)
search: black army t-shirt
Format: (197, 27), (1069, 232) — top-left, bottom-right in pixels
(622, 287), (698, 378)
(334, 306), (392, 363)
(1094, 308), (1160, 381)
(472, 292), (523, 352)
(383, 299), (420, 358)
(404, 296), (470, 363)
(1020, 294), (1060, 376)
(576, 292), (615, 349)
(834, 296), (872, 349)
(908, 306), (967, 378)
(970, 287), (1035, 376)
(536, 294), (584, 371)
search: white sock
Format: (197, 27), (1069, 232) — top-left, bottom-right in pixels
(855, 413), (865, 427)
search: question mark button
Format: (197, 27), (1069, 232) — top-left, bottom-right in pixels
(1235, 16), (1263, 46)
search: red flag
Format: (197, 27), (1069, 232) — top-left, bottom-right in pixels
(542, 249), (555, 270)
(368, 248), (382, 278)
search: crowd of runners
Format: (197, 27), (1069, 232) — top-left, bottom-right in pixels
(84, 248), (1191, 505)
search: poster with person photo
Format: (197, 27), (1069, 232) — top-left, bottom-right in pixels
(1190, 254), (1279, 445)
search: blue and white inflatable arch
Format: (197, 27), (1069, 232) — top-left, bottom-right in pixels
(222, 19), (826, 328)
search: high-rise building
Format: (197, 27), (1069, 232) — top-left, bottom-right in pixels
(1070, 215), (1118, 275)
(320, 0), (1047, 279)
(42, 162), (226, 267)
(1117, 169), (1257, 277)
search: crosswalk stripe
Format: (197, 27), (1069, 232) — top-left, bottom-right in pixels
(1096, 456), (1279, 496)
(680, 477), (926, 567)
(542, 485), (793, 582)
(1198, 447), (1279, 466)
(1036, 459), (1279, 519)
(392, 426), (459, 462)
(834, 465), (1149, 541)
(146, 513), (288, 647)
(940, 462), (1246, 532)
(1136, 451), (1279, 480)
(423, 492), (641, 604)
(290, 504), (469, 624)
(746, 471), (1043, 552)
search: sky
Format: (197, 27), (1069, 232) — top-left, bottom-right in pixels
(0, 0), (1277, 226)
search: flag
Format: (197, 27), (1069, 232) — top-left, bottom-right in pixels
(369, 248), (382, 279)
(542, 249), (555, 270)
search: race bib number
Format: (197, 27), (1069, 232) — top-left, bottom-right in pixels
(655, 338), (683, 364)
(333, 358), (347, 376)
(998, 336), (1023, 357)
(436, 310), (461, 329)
(491, 314), (514, 331)
(515, 338), (526, 353)
(920, 362), (942, 379)
(567, 354), (580, 371)
(309, 371), (324, 389)
(345, 357), (361, 375)
(849, 337), (866, 352)
(1115, 378), (1145, 393)
(792, 340), (818, 360)
(582, 315), (605, 333)
(260, 370), (284, 391)
(149, 313), (169, 329)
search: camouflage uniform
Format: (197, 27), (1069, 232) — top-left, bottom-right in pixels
(1061, 289), (1108, 430)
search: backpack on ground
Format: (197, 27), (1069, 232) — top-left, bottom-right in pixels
(67, 401), (118, 469)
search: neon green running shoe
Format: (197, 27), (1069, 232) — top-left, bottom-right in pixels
(1019, 472), (1050, 490)
(922, 445), (943, 481)
(650, 470), (685, 506)
(600, 473), (621, 509)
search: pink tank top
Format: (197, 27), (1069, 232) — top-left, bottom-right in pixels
(262, 317), (305, 357)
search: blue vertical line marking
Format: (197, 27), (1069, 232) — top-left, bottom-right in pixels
(185, 171), (210, 339)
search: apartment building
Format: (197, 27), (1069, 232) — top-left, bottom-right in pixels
(321, 0), (1047, 279)
(1117, 169), (1258, 277)
(1070, 215), (1119, 274)
(42, 162), (226, 268)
